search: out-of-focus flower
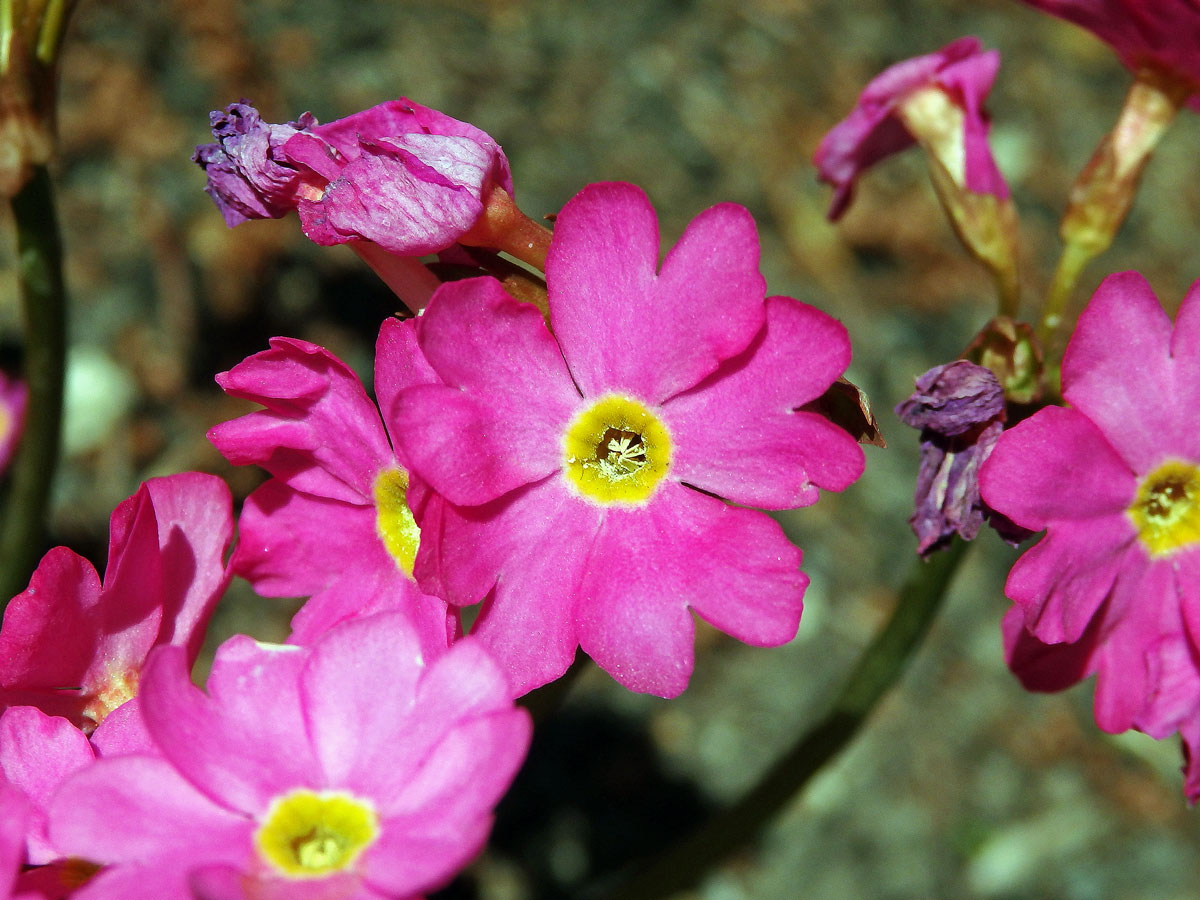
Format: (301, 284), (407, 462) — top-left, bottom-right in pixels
(194, 98), (513, 256)
(47, 611), (531, 900)
(0, 374), (26, 476)
(208, 319), (455, 653)
(0, 473), (233, 733)
(1018, 0), (1200, 106)
(980, 271), (1200, 800)
(815, 36), (1008, 220)
(815, 37), (1019, 308)
(896, 360), (1020, 555)
(392, 182), (865, 698)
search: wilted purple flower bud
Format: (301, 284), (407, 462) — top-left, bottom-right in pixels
(192, 102), (317, 227)
(896, 360), (1024, 555)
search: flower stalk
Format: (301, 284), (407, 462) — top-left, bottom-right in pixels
(0, 164), (67, 606)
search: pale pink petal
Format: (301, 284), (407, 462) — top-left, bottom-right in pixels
(1061, 272), (1192, 471)
(231, 480), (383, 598)
(0, 783), (29, 899)
(576, 483), (806, 697)
(351, 639), (529, 812)
(139, 643), (317, 815)
(298, 613), (426, 787)
(362, 820), (490, 898)
(547, 183), (767, 403)
(1004, 520), (1134, 644)
(0, 707), (94, 863)
(288, 570), (455, 653)
(416, 479), (595, 695)
(89, 697), (155, 756)
(978, 405), (1136, 530)
(394, 277), (580, 505)
(663, 296), (863, 508)
(210, 338), (393, 504)
(48, 755), (250, 866)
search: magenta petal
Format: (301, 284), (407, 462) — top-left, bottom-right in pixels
(48, 755), (250, 866)
(547, 183), (767, 403)
(1061, 272), (1191, 470)
(0, 548), (101, 721)
(664, 296), (863, 508)
(979, 405), (1136, 531)
(0, 707), (94, 864)
(140, 642), (317, 815)
(577, 484), (807, 697)
(416, 479), (592, 695)
(1001, 604), (1096, 693)
(140, 473), (234, 662)
(210, 337), (394, 503)
(1005, 520), (1134, 644)
(231, 480), (384, 598)
(374, 316), (439, 445)
(89, 696), (155, 756)
(394, 277), (579, 505)
(0, 783), (29, 899)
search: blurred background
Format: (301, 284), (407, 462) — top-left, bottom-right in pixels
(3, 0), (1200, 897)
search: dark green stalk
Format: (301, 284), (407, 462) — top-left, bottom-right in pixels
(594, 538), (970, 900)
(0, 164), (66, 605)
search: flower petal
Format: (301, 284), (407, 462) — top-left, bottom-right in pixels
(210, 337), (393, 503)
(394, 277), (580, 506)
(576, 483), (806, 697)
(979, 405), (1135, 531)
(140, 642), (317, 815)
(663, 295), (863, 508)
(547, 183), (767, 404)
(1061, 271), (1194, 471)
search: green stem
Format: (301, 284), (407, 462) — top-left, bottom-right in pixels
(593, 538), (970, 900)
(1034, 240), (1091, 366)
(0, 164), (66, 605)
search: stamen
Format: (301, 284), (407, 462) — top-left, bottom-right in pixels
(1129, 460), (1200, 557)
(563, 394), (671, 505)
(374, 466), (421, 577)
(256, 789), (379, 878)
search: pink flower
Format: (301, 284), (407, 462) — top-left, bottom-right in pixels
(0, 473), (233, 733)
(0, 374), (25, 477)
(1019, 0), (1200, 107)
(815, 36), (1008, 220)
(195, 98), (513, 256)
(46, 611), (531, 900)
(208, 319), (455, 653)
(393, 182), (865, 697)
(980, 271), (1200, 799)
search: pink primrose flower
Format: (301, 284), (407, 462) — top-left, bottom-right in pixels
(0, 373), (25, 477)
(815, 36), (1008, 220)
(980, 271), (1200, 800)
(46, 611), (531, 900)
(0, 473), (233, 733)
(392, 181), (866, 698)
(1019, 0), (1200, 107)
(0, 780), (32, 900)
(195, 97), (513, 256)
(208, 318), (456, 653)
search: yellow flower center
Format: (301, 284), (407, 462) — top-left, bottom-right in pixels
(1129, 460), (1200, 557)
(562, 394), (671, 505)
(255, 790), (379, 878)
(374, 466), (420, 577)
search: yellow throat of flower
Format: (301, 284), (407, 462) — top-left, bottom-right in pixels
(1129, 460), (1200, 558)
(256, 789), (379, 878)
(374, 466), (421, 577)
(562, 394), (671, 505)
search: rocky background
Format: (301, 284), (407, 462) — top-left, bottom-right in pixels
(3, 0), (1199, 897)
